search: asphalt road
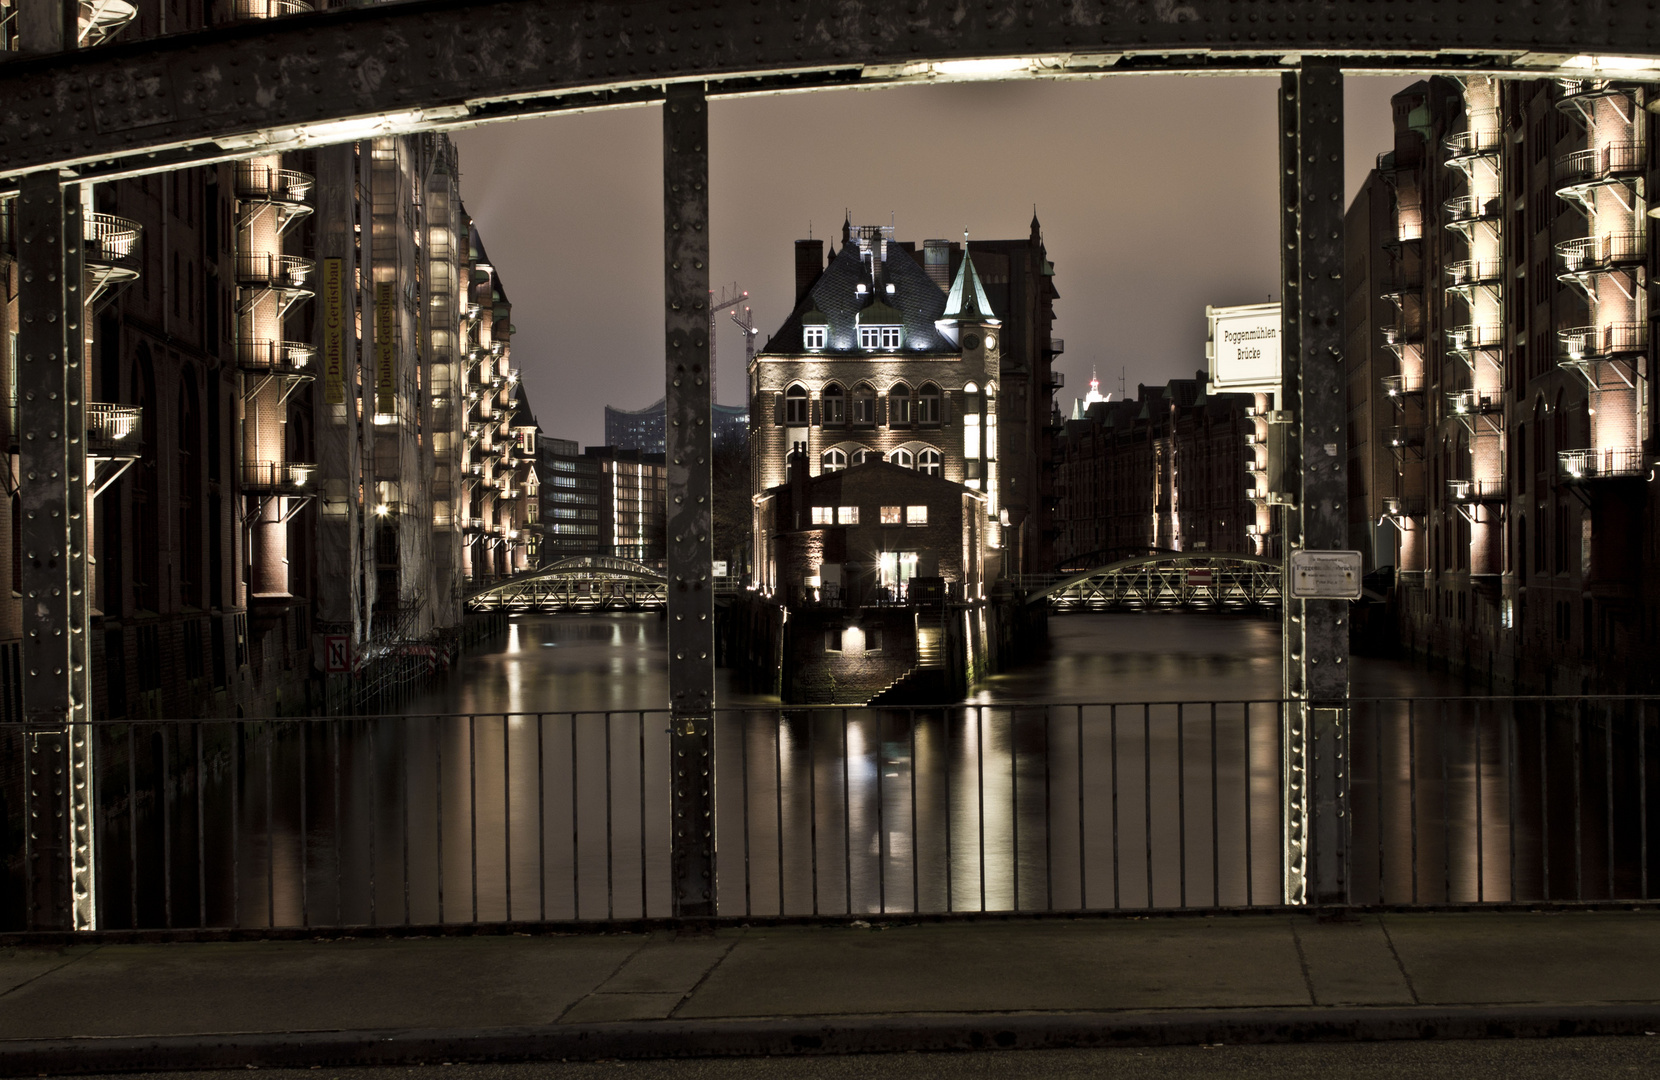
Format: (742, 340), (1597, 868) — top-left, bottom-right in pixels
(69, 1038), (1660, 1080)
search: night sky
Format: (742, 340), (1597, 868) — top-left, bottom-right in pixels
(452, 74), (1417, 447)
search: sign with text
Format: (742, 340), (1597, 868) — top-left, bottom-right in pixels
(1288, 550), (1364, 600)
(322, 257), (344, 404)
(375, 279), (396, 416)
(1207, 302), (1282, 395)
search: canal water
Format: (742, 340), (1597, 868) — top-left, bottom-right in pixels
(74, 612), (1651, 931)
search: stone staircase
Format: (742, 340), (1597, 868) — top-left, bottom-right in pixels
(866, 610), (948, 706)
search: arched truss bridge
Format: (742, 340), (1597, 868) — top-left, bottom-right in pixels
(1024, 554), (1282, 613)
(466, 556), (666, 614)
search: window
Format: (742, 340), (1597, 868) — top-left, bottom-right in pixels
(785, 384), (809, 425)
(918, 383), (941, 424)
(853, 448), (878, 465)
(811, 506), (833, 525)
(888, 448), (914, 469)
(889, 384), (912, 426)
(824, 628), (843, 653)
(879, 326), (901, 349)
(918, 448), (942, 477)
(906, 505), (928, 525)
(881, 505), (902, 524)
(837, 506), (859, 525)
(865, 626), (884, 652)
(852, 382), (876, 425)
(858, 326), (879, 349)
(821, 448), (847, 473)
(804, 325), (827, 349)
(822, 383), (846, 425)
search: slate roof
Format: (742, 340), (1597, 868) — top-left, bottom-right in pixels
(760, 236), (955, 355)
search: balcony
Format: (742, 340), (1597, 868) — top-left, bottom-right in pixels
(1557, 233), (1646, 277)
(1559, 447), (1646, 482)
(1445, 324), (1503, 352)
(1047, 338), (1065, 356)
(1046, 370), (1065, 389)
(237, 253), (315, 293)
(1443, 193), (1501, 225)
(1444, 260), (1502, 287)
(242, 460), (317, 493)
(1442, 127), (1503, 161)
(235, 164), (314, 205)
(1382, 426), (1424, 450)
(77, 0), (137, 47)
(1380, 375), (1424, 399)
(1558, 323), (1648, 363)
(1446, 389), (1500, 416)
(87, 403), (142, 459)
(1447, 478), (1505, 503)
(463, 516), (486, 533)
(1554, 144), (1645, 194)
(233, 0), (312, 16)
(1381, 325), (1423, 347)
(84, 212), (143, 303)
(1381, 495), (1426, 519)
(237, 339), (316, 376)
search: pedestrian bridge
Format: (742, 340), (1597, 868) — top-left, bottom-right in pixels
(466, 556), (666, 613)
(1021, 554), (1282, 612)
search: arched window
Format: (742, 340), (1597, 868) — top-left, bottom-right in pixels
(918, 448), (942, 477)
(852, 382), (876, 426)
(852, 447), (877, 466)
(1515, 424), (1526, 496)
(917, 382), (941, 425)
(821, 447), (847, 473)
(888, 447), (914, 469)
(822, 383), (846, 426)
(785, 384), (809, 425)
(889, 383), (912, 427)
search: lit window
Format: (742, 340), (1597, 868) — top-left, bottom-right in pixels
(918, 448), (942, 477)
(821, 448), (847, 473)
(906, 505), (928, 525)
(811, 506), (833, 525)
(804, 325), (827, 349)
(889, 384), (912, 426)
(858, 326), (879, 349)
(879, 326), (901, 349)
(785, 384), (809, 425)
(837, 506), (859, 525)
(852, 383), (876, 425)
(881, 505), (902, 524)
(822, 383), (846, 425)
(889, 448), (914, 469)
(917, 383), (941, 424)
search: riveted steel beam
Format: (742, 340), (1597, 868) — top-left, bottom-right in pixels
(663, 82), (715, 918)
(0, 1), (1653, 186)
(1280, 63), (1350, 908)
(15, 172), (95, 931)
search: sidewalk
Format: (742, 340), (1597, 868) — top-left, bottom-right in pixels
(3, 911), (1660, 1073)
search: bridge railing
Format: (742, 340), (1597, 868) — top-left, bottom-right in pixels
(5, 695), (1658, 931)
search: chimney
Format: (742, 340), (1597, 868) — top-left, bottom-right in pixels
(795, 239), (825, 302)
(923, 239), (952, 289)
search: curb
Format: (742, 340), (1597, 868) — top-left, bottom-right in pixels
(3, 1006), (1660, 1075)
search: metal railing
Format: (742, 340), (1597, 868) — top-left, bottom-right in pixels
(1447, 477), (1505, 502)
(1444, 259), (1502, 286)
(1381, 495), (1425, 518)
(1559, 447), (1646, 481)
(233, 0), (312, 16)
(234, 164), (315, 205)
(241, 460), (317, 491)
(10, 696), (1660, 931)
(1554, 143), (1646, 188)
(1445, 324), (1503, 351)
(237, 253), (314, 290)
(1442, 127), (1502, 158)
(1446, 389), (1498, 415)
(1382, 425), (1423, 449)
(84, 212), (142, 272)
(77, 0), (137, 47)
(1380, 375), (1423, 398)
(87, 402), (143, 456)
(236, 339), (316, 374)
(1443, 193), (1501, 224)
(1557, 233), (1647, 274)
(1557, 323), (1648, 361)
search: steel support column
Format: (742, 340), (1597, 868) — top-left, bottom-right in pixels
(16, 173), (94, 930)
(1280, 63), (1350, 907)
(663, 83), (716, 917)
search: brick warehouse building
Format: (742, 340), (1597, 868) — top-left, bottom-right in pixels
(1349, 73), (1660, 692)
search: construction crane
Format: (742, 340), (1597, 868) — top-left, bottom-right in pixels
(731, 304), (761, 368)
(709, 284), (749, 405)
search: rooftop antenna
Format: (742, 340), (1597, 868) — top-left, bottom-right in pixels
(1119, 366), (1128, 400)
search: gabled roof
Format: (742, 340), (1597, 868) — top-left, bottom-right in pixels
(760, 236), (954, 354)
(941, 249), (996, 322)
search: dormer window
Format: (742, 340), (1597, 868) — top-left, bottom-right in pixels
(859, 325), (901, 350)
(804, 326), (827, 349)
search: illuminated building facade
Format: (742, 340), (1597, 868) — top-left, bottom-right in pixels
(605, 397), (747, 454)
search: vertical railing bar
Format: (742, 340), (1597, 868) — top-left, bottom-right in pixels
(162, 726), (174, 929)
(636, 713), (645, 919)
(539, 715), (548, 921)
(265, 725), (275, 929)
(909, 709), (919, 915)
(1044, 707), (1053, 912)
(776, 713), (785, 916)
(196, 723), (207, 929)
(468, 715), (478, 924)
(742, 710), (753, 919)
(809, 711), (819, 916)
(976, 704), (987, 913)
(570, 714), (581, 921)
(1439, 699), (1450, 904)
(1176, 702), (1187, 910)
(368, 719), (379, 927)
(297, 724), (307, 928)
(1210, 703), (1219, 910)
(1076, 705), (1086, 911)
(876, 710), (886, 916)
(230, 723), (239, 928)
(1376, 703), (1386, 905)
(1111, 704), (1121, 910)
(944, 708), (953, 913)
(401, 722), (411, 926)
(1475, 702), (1484, 903)
(1641, 701), (1650, 902)
(1143, 704), (1153, 910)
(1605, 702), (1615, 902)
(1540, 701), (1551, 902)
(505, 713), (515, 923)
(604, 712), (613, 921)
(332, 719), (343, 928)
(128, 724), (138, 928)
(1408, 699), (1418, 905)
(1244, 703), (1254, 908)
(1506, 704), (1517, 904)
(842, 708), (852, 916)
(1011, 707), (1020, 913)
(1573, 700), (1583, 903)
(435, 717), (445, 925)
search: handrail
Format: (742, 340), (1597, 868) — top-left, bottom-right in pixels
(237, 339), (316, 373)
(1443, 193), (1501, 223)
(84, 212), (142, 271)
(1446, 389), (1498, 414)
(1380, 375), (1423, 398)
(233, 0), (312, 16)
(87, 403), (143, 454)
(235, 164), (315, 204)
(77, 0), (137, 47)
(1446, 478), (1505, 501)
(1558, 323), (1648, 360)
(1444, 259), (1502, 286)
(1557, 233), (1647, 273)
(1559, 447), (1646, 480)
(242, 460), (317, 490)
(1554, 143), (1646, 187)
(1443, 127), (1502, 157)
(237, 253), (315, 289)
(1382, 426), (1423, 448)
(1444, 324), (1503, 350)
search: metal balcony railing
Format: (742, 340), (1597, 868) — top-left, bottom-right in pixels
(1554, 144), (1646, 189)
(242, 460), (317, 492)
(1557, 233), (1647, 275)
(1443, 127), (1502, 159)
(87, 403), (142, 458)
(234, 0), (312, 16)
(463, 517), (486, 533)
(1380, 375), (1424, 398)
(1447, 478), (1505, 502)
(1443, 193), (1501, 224)
(237, 339), (316, 374)
(1445, 324), (1503, 351)
(1444, 259), (1502, 286)
(1382, 325), (1423, 347)
(77, 0), (137, 46)
(1446, 389), (1499, 415)
(1559, 447), (1646, 481)
(1381, 495), (1426, 518)
(234, 164), (315, 205)
(1382, 425), (1423, 449)
(1558, 323), (1648, 361)
(1048, 338), (1065, 355)
(84, 213), (142, 274)
(237, 253), (314, 291)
